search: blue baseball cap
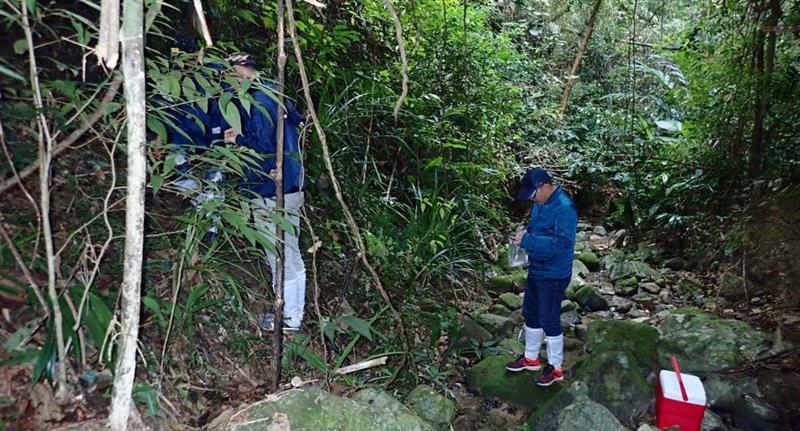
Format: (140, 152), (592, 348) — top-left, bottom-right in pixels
(516, 168), (552, 200)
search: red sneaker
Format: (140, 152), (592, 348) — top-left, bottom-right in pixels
(535, 364), (565, 386)
(505, 355), (542, 372)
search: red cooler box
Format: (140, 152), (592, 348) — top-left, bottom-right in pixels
(656, 357), (706, 431)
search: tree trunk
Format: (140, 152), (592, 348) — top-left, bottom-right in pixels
(556, 0), (603, 128)
(21, 0), (69, 399)
(109, 0), (146, 428)
(270, 0), (287, 392)
(750, 0), (781, 175)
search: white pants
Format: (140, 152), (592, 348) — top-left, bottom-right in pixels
(251, 192), (306, 328)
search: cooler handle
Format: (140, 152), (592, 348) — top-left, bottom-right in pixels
(671, 355), (689, 402)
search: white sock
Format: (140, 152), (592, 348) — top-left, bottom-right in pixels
(546, 335), (564, 369)
(524, 326), (544, 359)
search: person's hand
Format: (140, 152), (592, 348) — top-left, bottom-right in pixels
(224, 128), (238, 144)
(513, 230), (525, 246)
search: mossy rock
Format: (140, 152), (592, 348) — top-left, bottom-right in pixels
(228, 387), (434, 431)
(609, 260), (660, 281)
(498, 338), (525, 356)
(455, 316), (493, 346)
(658, 309), (771, 374)
(487, 270), (527, 294)
(405, 385), (455, 429)
(574, 285), (609, 311)
(525, 386), (573, 430)
(577, 251), (601, 271)
(556, 395), (627, 431)
(490, 303), (512, 317)
(573, 350), (652, 425)
(613, 276), (639, 296)
(584, 319), (659, 373)
(498, 292), (523, 310)
(466, 354), (564, 408)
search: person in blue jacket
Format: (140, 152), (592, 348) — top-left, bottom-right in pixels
(505, 168), (577, 386)
(223, 53), (307, 333)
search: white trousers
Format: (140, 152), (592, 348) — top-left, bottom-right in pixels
(252, 192), (306, 328)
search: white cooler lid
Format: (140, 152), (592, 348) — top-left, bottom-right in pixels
(659, 370), (706, 406)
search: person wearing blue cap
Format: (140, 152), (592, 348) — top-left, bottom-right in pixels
(505, 168), (577, 386)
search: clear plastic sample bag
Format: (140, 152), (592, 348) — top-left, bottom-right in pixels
(508, 236), (529, 268)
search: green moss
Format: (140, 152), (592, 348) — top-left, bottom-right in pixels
(584, 319), (658, 372)
(577, 251), (600, 271)
(669, 306), (707, 315)
(466, 355), (564, 408)
(525, 387), (573, 430)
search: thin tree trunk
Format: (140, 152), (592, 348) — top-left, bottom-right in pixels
(20, 0), (69, 399)
(109, 0), (146, 428)
(556, 0), (603, 128)
(270, 0), (287, 392)
(285, 0), (410, 379)
(750, 0), (781, 175)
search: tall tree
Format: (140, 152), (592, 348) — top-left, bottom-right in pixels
(108, 0), (146, 428)
(750, 0), (782, 174)
(556, 0), (603, 128)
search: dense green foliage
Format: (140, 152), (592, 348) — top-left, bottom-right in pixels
(0, 0), (798, 419)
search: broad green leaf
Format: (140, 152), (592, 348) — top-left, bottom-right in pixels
(339, 315), (373, 341)
(151, 174), (164, 194)
(0, 65), (25, 82)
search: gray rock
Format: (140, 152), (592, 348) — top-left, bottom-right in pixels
(610, 261), (660, 281)
(561, 309), (581, 327)
(574, 285), (609, 311)
(576, 231), (590, 242)
(608, 296), (634, 314)
(406, 385), (455, 429)
(593, 225), (608, 236)
(498, 292), (523, 310)
(701, 410), (731, 431)
(614, 276), (639, 296)
(641, 282), (661, 294)
(498, 338), (525, 356)
(573, 259), (591, 278)
(475, 313), (514, 338)
(556, 395), (627, 431)
(489, 303), (512, 317)
(228, 387), (435, 431)
(632, 293), (656, 310)
(658, 309), (771, 374)
(757, 370), (800, 412)
(457, 316), (493, 344)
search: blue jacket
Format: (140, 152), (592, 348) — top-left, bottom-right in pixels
(520, 186), (577, 280)
(234, 83), (305, 198)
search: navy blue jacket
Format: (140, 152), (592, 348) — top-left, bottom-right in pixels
(234, 83), (305, 198)
(520, 186), (578, 280)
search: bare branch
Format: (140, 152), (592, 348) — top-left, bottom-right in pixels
(381, 0), (409, 121)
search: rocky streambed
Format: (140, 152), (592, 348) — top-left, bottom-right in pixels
(220, 223), (799, 430)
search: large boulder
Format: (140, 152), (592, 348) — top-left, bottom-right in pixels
(576, 320), (659, 424)
(610, 260), (660, 281)
(574, 285), (609, 311)
(657, 308), (771, 374)
(405, 385), (455, 429)
(466, 355), (563, 408)
(227, 387), (434, 431)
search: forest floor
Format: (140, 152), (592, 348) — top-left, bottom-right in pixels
(2, 189), (800, 430)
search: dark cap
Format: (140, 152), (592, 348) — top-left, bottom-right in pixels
(515, 168), (552, 200)
(227, 52), (257, 68)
